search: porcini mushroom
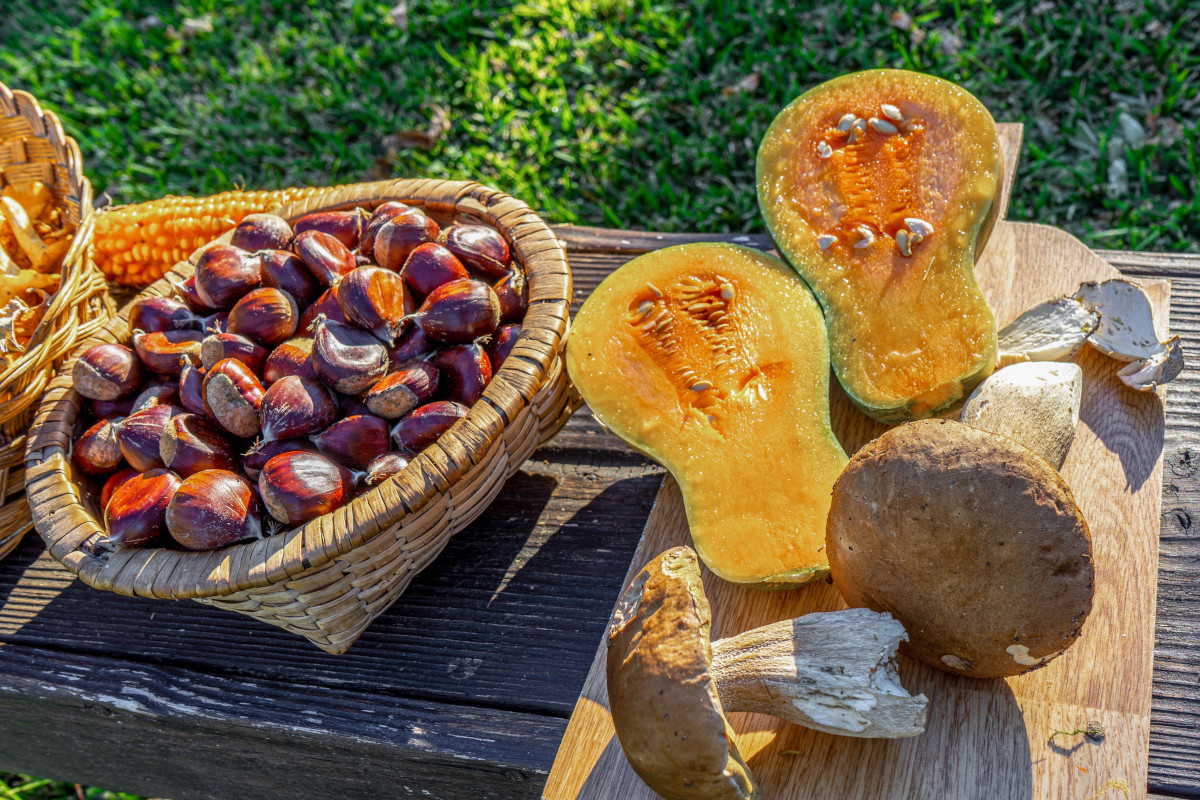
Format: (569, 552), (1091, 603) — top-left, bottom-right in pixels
(607, 547), (927, 800)
(960, 361), (1082, 469)
(997, 296), (1099, 367)
(827, 419), (1094, 679)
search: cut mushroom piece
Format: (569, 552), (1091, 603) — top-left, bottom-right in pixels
(997, 297), (1099, 366)
(1075, 278), (1165, 362)
(607, 547), (927, 800)
(960, 362), (1081, 469)
(1118, 336), (1184, 391)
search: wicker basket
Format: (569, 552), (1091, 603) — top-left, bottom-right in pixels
(25, 178), (577, 652)
(0, 83), (115, 561)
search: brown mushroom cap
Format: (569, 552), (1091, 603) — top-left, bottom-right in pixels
(606, 546), (757, 800)
(826, 419), (1094, 679)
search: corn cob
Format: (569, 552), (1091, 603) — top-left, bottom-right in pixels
(94, 187), (325, 287)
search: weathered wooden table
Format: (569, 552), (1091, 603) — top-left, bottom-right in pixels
(0, 227), (1196, 800)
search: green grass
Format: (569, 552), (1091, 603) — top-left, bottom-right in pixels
(0, 775), (141, 800)
(1, 0), (1197, 251)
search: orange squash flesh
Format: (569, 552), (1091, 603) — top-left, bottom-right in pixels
(758, 69), (1001, 423)
(566, 243), (848, 587)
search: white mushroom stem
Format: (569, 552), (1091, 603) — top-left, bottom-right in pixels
(960, 362), (1082, 469)
(708, 608), (928, 738)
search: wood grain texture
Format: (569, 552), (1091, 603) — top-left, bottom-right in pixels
(544, 128), (1171, 797)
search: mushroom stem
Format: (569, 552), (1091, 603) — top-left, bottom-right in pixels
(709, 608), (928, 738)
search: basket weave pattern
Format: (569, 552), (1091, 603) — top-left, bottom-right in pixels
(25, 178), (577, 652)
(0, 83), (115, 560)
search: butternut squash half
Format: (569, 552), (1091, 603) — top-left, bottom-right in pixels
(566, 243), (848, 588)
(758, 69), (1002, 423)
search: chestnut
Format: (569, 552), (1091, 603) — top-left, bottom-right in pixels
(73, 418), (124, 475)
(259, 375), (338, 442)
(230, 213), (293, 252)
(178, 358), (207, 417)
(312, 414), (390, 470)
(131, 382), (180, 413)
(228, 287), (300, 347)
(166, 469), (262, 550)
(259, 249), (319, 307)
(412, 278), (500, 344)
(194, 244), (260, 309)
(100, 467), (140, 513)
(364, 452), (411, 486)
(401, 242), (469, 298)
(374, 212), (440, 271)
(73, 343), (143, 401)
(365, 361), (439, 419)
(297, 288), (351, 335)
(114, 404), (184, 472)
(388, 325), (438, 368)
(105, 468), (182, 547)
(258, 451), (356, 526)
(160, 413), (240, 476)
(92, 397), (135, 420)
(432, 343), (492, 406)
(486, 324), (521, 374)
(335, 266), (413, 344)
(200, 332), (269, 375)
(494, 267), (527, 324)
(132, 329), (205, 375)
(359, 201), (414, 255)
(294, 210), (363, 250)
(293, 230), (356, 287)
(202, 358), (265, 438)
(440, 224), (510, 279)
(173, 274), (217, 312)
(129, 296), (202, 334)
(310, 315), (388, 395)
(243, 437), (319, 481)
(264, 338), (317, 384)
(338, 392), (373, 418)
(391, 400), (469, 453)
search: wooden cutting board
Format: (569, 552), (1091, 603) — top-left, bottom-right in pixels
(543, 124), (1170, 800)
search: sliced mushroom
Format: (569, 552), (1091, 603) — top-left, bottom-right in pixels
(997, 297), (1098, 366)
(607, 547), (927, 800)
(1118, 335), (1183, 391)
(1075, 278), (1163, 362)
(960, 362), (1082, 469)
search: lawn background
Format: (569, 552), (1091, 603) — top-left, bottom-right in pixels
(1, 0), (1198, 797)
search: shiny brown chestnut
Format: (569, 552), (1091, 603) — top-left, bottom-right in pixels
(173, 274), (217, 312)
(494, 267), (527, 324)
(105, 468), (182, 547)
(259, 375), (338, 442)
(259, 249), (319, 307)
(440, 224), (510, 279)
(73, 343), (143, 401)
(486, 324), (521, 374)
(411, 278), (500, 344)
(297, 288), (351, 335)
(230, 213), (293, 252)
(228, 287), (300, 347)
(73, 418), (124, 475)
(360, 202), (415, 255)
(132, 329), (205, 375)
(194, 244), (260, 309)
(294, 210), (364, 250)
(202, 358), (265, 438)
(100, 467), (140, 513)
(243, 437), (319, 481)
(338, 393), (373, 418)
(129, 296), (202, 334)
(178, 358), (207, 416)
(263, 338), (317, 384)
(114, 404), (184, 472)
(258, 451), (356, 526)
(432, 344), (492, 406)
(200, 332), (269, 375)
(401, 242), (469, 298)
(364, 452), (411, 486)
(131, 382), (180, 413)
(160, 413), (240, 476)
(374, 212), (440, 271)
(365, 361), (439, 419)
(310, 315), (388, 395)
(166, 469), (262, 550)
(335, 266), (413, 344)
(91, 397), (135, 420)
(388, 325), (438, 368)
(312, 414), (390, 470)
(391, 400), (469, 453)
(293, 230), (356, 287)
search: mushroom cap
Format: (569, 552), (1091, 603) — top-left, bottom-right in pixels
(826, 419), (1094, 679)
(606, 546), (757, 800)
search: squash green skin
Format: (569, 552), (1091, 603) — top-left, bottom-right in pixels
(757, 69), (1001, 424)
(565, 243), (848, 588)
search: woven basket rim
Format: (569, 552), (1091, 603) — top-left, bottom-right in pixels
(24, 178), (570, 598)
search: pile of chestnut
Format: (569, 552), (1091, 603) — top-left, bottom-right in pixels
(71, 203), (525, 551)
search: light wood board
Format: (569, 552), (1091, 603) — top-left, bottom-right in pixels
(544, 124), (1170, 800)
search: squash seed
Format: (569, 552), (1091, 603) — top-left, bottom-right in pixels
(905, 217), (934, 237)
(720, 283), (735, 301)
(636, 301), (654, 317)
(896, 230), (912, 257)
(854, 225), (875, 249)
(690, 381), (713, 392)
(817, 234), (836, 251)
(646, 282), (663, 297)
(836, 113), (858, 132)
(817, 140), (833, 159)
(869, 117), (898, 134)
(881, 103), (903, 122)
